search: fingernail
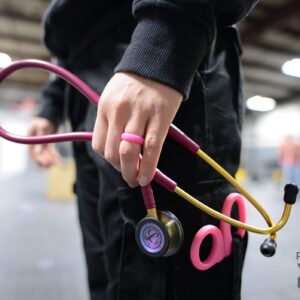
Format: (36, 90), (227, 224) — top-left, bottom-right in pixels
(139, 175), (148, 186)
(128, 182), (139, 188)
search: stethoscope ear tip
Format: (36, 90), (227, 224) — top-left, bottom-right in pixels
(260, 238), (277, 257)
(284, 184), (299, 205)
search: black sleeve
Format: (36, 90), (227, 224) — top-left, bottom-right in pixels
(37, 73), (65, 129)
(114, 0), (216, 99)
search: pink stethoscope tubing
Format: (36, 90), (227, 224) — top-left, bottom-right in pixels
(190, 193), (246, 271)
(0, 59), (200, 192)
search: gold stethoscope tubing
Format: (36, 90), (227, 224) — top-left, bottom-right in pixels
(175, 187), (291, 236)
(172, 149), (293, 240)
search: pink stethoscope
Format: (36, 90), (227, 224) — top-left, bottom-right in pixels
(0, 60), (298, 271)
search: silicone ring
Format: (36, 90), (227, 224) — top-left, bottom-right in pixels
(121, 132), (144, 145)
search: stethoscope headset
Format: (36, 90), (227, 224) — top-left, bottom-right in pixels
(0, 60), (299, 268)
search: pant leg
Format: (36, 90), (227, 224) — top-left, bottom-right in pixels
(73, 141), (109, 300)
(110, 26), (248, 300)
(68, 43), (128, 300)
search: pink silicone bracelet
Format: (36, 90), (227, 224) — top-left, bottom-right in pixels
(121, 132), (144, 145)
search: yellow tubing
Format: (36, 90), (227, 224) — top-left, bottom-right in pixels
(194, 149), (279, 239)
(174, 186), (291, 235)
(147, 208), (158, 219)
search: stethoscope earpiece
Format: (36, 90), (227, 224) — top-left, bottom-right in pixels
(260, 238), (277, 257)
(283, 183), (299, 205)
(135, 210), (184, 258)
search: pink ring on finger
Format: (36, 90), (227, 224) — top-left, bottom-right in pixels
(121, 132), (144, 145)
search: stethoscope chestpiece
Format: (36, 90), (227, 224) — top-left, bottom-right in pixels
(135, 210), (184, 258)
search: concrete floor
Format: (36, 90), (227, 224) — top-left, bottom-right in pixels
(0, 165), (300, 299)
(0, 165), (89, 300)
(242, 180), (300, 300)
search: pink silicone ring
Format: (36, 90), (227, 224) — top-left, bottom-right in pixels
(121, 132), (144, 145)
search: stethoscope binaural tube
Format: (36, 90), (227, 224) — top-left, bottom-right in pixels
(0, 59), (299, 257)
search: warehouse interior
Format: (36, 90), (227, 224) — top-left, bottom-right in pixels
(0, 0), (300, 299)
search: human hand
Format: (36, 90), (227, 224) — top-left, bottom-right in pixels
(28, 117), (60, 167)
(92, 72), (183, 188)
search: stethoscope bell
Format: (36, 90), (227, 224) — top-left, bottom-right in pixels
(135, 210), (184, 257)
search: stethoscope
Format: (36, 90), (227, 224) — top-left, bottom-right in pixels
(0, 60), (299, 270)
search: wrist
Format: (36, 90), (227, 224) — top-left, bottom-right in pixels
(115, 7), (214, 99)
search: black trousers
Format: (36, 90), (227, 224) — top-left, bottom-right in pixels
(71, 26), (247, 300)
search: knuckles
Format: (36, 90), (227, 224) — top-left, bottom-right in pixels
(101, 90), (131, 114)
(91, 140), (104, 155)
(144, 135), (160, 153)
(119, 142), (138, 160)
(104, 151), (119, 166)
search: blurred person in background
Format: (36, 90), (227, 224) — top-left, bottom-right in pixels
(27, 0), (257, 299)
(294, 136), (300, 187)
(278, 135), (300, 188)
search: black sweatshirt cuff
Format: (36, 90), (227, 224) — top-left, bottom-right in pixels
(36, 77), (65, 129)
(37, 102), (63, 129)
(115, 8), (214, 99)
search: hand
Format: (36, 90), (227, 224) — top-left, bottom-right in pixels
(92, 72), (183, 188)
(27, 117), (60, 167)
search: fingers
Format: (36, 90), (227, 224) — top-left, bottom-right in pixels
(29, 144), (43, 164)
(92, 109), (108, 157)
(104, 120), (122, 171)
(41, 145), (60, 167)
(120, 116), (146, 187)
(28, 144), (42, 159)
(27, 117), (60, 168)
(137, 116), (167, 186)
(28, 123), (47, 159)
(91, 72), (183, 188)
(27, 117), (56, 136)
(32, 144), (60, 167)
(29, 143), (60, 167)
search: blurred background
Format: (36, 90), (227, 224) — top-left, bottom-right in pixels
(0, 0), (299, 299)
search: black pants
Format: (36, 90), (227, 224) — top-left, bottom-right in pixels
(71, 26), (247, 300)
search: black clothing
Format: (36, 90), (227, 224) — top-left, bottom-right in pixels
(40, 26), (247, 299)
(73, 142), (108, 299)
(43, 0), (257, 98)
(87, 27), (245, 299)
(40, 75), (65, 129)
(38, 1), (254, 299)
